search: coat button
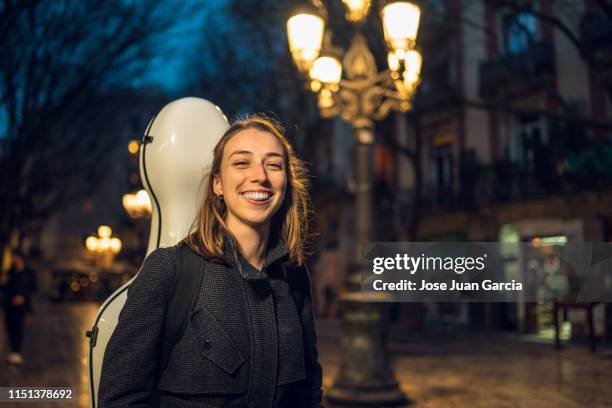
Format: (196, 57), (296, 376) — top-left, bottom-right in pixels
(203, 339), (212, 350)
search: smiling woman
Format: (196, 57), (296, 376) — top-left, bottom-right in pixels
(98, 113), (323, 408)
(186, 114), (312, 269)
(214, 127), (288, 242)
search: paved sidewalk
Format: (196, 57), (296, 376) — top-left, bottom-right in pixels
(1, 301), (612, 407)
(318, 319), (612, 408)
(0, 300), (98, 407)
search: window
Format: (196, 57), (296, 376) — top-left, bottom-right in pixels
(503, 12), (537, 54)
(430, 143), (454, 200)
(519, 114), (543, 172)
(505, 113), (543, 172)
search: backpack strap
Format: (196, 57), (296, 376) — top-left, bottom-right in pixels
(283, 264), (306, 315)
(160, 243), (203, 369)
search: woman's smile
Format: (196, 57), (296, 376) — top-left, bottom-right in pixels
(240, 190), (274, 206)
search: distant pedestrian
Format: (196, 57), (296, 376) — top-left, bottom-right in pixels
(1, 250), (37, 366)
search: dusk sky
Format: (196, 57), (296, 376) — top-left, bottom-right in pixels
(134, 0), (225, 93)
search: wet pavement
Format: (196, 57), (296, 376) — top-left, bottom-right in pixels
(1, 301), (611, 407)
(0, 300), (97, 408)
(319, 320), (612, 408)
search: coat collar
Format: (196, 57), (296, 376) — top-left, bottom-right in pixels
(222, 229), (289, 281)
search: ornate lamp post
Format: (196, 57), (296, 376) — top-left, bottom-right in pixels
(123, 140), (152, 220)
(123, 140), (152, 265)
(122, 188), (151, 266)
(287, 1), (422, 405)
(122, 189), (152, 219)
(85, 225), (122, 269)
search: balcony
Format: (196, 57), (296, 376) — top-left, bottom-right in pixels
(479, 42), (555, 99)
(421, 142), (612, 214)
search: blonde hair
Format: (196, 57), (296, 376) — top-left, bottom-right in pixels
(183, 113), (312, 266)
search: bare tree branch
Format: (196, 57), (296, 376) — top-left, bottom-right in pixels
(0, 0), (191, 251)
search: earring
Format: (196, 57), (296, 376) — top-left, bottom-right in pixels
(218, 194), (224, 201)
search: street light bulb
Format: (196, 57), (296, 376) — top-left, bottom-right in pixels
(99, 236), (111, 252)
(382, 1), (420, 55)
(122, 193), (134, 214)
(387, 51), (400, 72)
(310, 80), (322, 93)
(403, 49), (422, 87)
(135, 189), (152, 213)
(98, 225), (112, 238)
(341, 0), (371, 23)
(136, 189), (148, 201)
(318, 88), (336, 109)
(86, 236), (98, 252)
(287, 12), (325, 73)
(110, 237), (122, 254)
(127, 140), (139, 155)
(404, 49), (422, 76)
(309, 56), (342, 85)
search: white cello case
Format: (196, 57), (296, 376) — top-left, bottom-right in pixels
(87, 97), (229, 408)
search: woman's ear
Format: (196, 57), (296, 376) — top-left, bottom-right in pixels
(213, 174), (223, 196)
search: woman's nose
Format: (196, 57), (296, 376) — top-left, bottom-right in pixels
(250, 163), (268, 182)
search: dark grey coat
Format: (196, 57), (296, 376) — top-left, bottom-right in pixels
(98, 236), (323, 408)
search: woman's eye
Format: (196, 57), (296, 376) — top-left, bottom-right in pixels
(267, 162), (283, 170)
(233, 161), (249, 167)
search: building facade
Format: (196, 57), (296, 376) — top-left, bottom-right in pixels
(310, 0), (612, 339)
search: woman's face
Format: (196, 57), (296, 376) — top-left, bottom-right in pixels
(214, 128), (287, 230)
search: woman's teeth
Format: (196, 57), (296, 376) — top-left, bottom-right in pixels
(241, 191), (271, 201)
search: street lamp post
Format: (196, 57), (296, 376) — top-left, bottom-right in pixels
(85, 225), (122, 269)
(122, 189), (152, 219)
(123, 140), (153, 265)
(122, 188), (152, 266)
(287, 1), (422, 405)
